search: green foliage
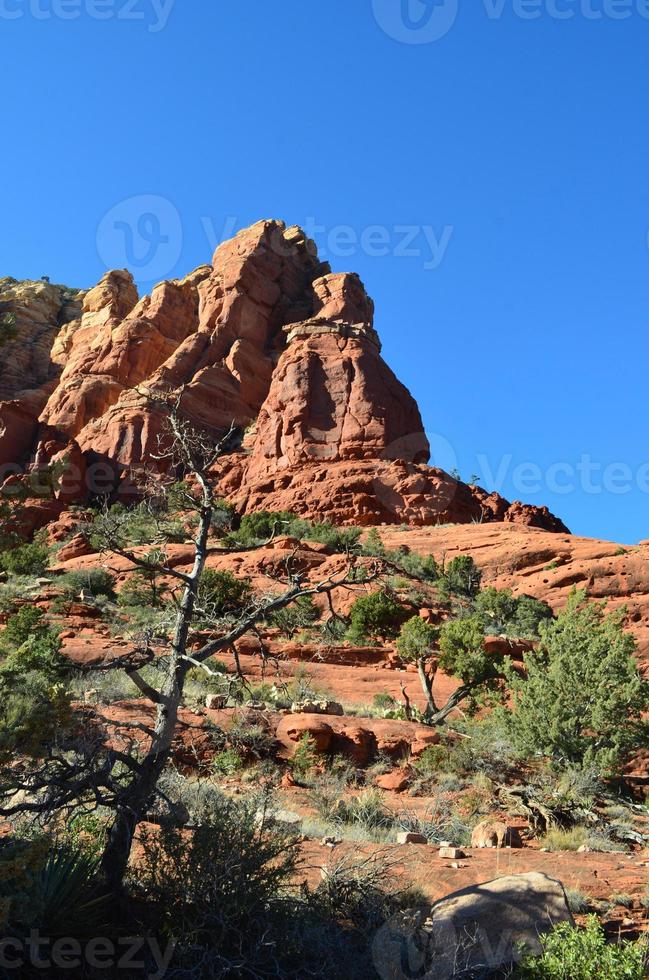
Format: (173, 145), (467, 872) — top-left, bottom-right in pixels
(59, 567), (117, 600)
(117, 548), (167, 608)
(199, 568), (252, 617)
(396, 616), (439, 662)
(513, 916), (648, 979)
(0, 839), (110, 939)
(0, 608), (70, 759)
(0, 311), (17, 347)
(88, 501), (187, 549)
(212, 748), (245, 775)
(507, 591), (649, 773)
(362, 531), (440, 582)
(0, 534), (50, 576)
(347, 589), (409, 643)
(438, 613), (502, 686)
(289, 519), (362, 552)
(362, 528), (386, 557)
(231, 509), (297, 545)
(475, 587), (553, 638)
(230, 509), (362, 553)
(291, 733), (319, 777)
(438, 555), (482, 601)
(135, 794), (300, 958)
(269, 594), (319, 638)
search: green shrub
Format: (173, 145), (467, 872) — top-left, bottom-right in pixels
(513, 916), (648, 979)
(372, 692), (398, 711)
(232, 510), (297, 545)
(199, 568), (252, 617)
(269, 594), (319, 638)
(212, 748), (245, 776)
(347, 589), (409, 643)
(438, 555), (482, 601)
(507, 591), (649, 774)
(396, 615), (439, 661)
(59, 568), (117, 600)
(291, 733), (319, 777)
(476, 587), (553, 638)
(0, 536), (50, 576)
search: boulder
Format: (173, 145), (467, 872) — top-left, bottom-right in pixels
(396, 832), (428, 845)
(375, 768), (411, 792)
(438, 846), (466, 860)
(471, 820), (523, 849)
(372, 872), (573, 980)
(274, 713), (439, 766)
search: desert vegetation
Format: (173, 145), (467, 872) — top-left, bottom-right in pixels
(0, 406), (647, 978)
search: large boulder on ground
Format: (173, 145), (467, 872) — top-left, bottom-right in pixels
(275, 713), (439, 765)
(372, 872), (573, 980)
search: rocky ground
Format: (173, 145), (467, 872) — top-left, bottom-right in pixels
(4, 518), (644, 943)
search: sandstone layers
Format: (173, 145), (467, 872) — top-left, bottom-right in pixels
(0, 220), (567, 531)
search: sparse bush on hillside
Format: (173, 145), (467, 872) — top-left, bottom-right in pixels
(268, 594), (320, 638)
(506, 590), (649, 774)
(59, 568), (117, 600)
(0, 533), (50, 576)
(438, 554), (482, 602)
(229, 509), (363, 553)
(117, 548), (168, 607)
(198, 568), (253, 618)
(347, 589), (409, 643)
(476, 587), (553, 638)
(512, 916), (648, 979)
(0, 608), (70, 759)
(228, 509), (297, 545)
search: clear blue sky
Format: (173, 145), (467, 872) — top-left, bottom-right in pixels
(3, 0), (648, 543)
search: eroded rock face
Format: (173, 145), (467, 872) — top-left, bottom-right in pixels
(0, 278), (84, 467)
(0, 220), (567, 532)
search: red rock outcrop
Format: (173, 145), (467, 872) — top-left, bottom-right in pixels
(0, 220), (567, 533)
(0, 278), (84, 468)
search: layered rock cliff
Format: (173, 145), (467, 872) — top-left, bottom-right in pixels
(0, 220), (568, 532)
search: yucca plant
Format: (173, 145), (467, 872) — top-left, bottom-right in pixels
(0, 839), (111, 940)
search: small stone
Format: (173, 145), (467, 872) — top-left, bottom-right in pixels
(439, 847), (465, 860)
(396, 832), (428, 845)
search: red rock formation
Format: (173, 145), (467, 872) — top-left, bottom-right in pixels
(0, 220), (567, 533)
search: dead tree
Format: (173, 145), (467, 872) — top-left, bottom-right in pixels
(0, 393), (379, 895)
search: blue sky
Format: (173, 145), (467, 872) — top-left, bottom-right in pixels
(2, 0), (648, 543)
